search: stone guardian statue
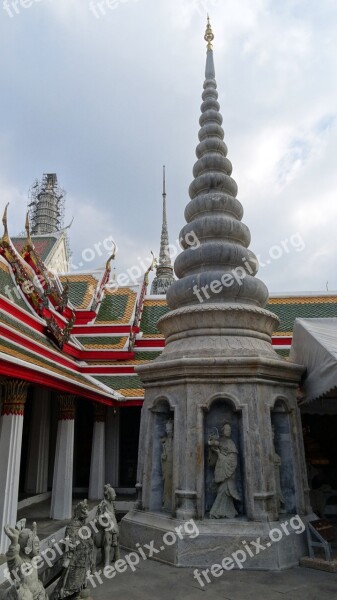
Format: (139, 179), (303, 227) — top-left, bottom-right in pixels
(161, 420), (174, 511)
(272, 426), (285, 514)
(3, 519), (48, 600)
(52, 500), (94, 600)
(208, 422), (240, 518)
(93, 484), (120, 567)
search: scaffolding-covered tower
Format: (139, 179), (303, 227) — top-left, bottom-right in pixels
(28, 174), (65, 235)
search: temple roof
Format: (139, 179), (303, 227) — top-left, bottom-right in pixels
(59, 274), (99, 309)
(11, 235), (60, 263)
(3, 243), (337, 401)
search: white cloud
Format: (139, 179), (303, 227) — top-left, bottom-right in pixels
(0, 0), (337, 292)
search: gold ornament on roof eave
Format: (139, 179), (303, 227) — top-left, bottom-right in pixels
(1, 203), (10, 245)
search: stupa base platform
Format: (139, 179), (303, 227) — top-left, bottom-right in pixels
(120, 510), (315, 570)
(300, 556), (337, 572)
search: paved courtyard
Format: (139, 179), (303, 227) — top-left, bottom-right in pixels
(2, 499), (337, 599)
(90, 551), (337, 600)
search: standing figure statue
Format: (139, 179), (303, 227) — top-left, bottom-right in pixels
(272, 426), (285, 514)
(208, 421), (240, 519)
(3, 519), (48, 600)
(93, 484), (120, 568)
(161, 420), (174, 511)
(52, 500), (94, 600)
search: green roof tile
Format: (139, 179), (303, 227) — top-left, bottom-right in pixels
(275, 349), (290, 359)
(96, 294), (129, 323)
(134, 351), (162, 361)
(95, 374), (143, 390)
(79, 336), (124, 347)
(140, 304), (170, 335)
(67, 280), (92, 308)
(0, 268), (30, 311)
(267, 300), (337, 332)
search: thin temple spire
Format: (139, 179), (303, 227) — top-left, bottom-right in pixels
(150, 166), (175, 295)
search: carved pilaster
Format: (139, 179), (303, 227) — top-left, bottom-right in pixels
(89, 402), (107, 500)
(0, 379), (29, 553)
(57, 394), (76, 420)
(1, 379), (29, 416)
(93, 402), (107, 423)
(51, 394), (76, 520)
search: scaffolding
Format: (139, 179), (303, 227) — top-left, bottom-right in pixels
(28, 173), (65, 235)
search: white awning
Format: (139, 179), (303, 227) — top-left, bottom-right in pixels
(290, 318), (337, 403)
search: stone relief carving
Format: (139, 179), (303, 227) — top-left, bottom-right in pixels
(3, 519), (48, 600)
(208, 421), (240, 518)
(93, 484), (120, 567)
(272, 426), (285, 514)
(52, 500), (94, 600)
(161, 420), (174, 511)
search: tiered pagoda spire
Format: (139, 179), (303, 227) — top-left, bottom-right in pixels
(166, 18), (268, 312)
(151, 166), (175, 295)
(29, 173), (65, 235)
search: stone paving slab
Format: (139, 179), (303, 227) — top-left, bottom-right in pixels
(90, 552), (337, 600)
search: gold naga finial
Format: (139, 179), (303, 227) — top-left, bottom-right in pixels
(24, 212), (33, 249)
(106, 242), (117, 272)
(144, 251), (157, 285)
(149, 250), (157, 271)
(204, 14), (214, 50)
(1, 203), (10, 244)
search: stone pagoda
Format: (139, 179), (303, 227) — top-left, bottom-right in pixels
(121, 19), (312, 569)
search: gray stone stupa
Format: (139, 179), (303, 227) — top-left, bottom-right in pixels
(121, 18), (313, 569)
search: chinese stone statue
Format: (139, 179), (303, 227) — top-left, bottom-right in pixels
(208, 422), (240, 518)
(93, 484), (120, 567)
(52, 500), (94, 600)
(3, 519), (48, 600)
(161, 420), (174, 511)
(272, 426), (285, 514)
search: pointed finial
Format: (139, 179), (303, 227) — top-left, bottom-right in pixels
(163, 165), (166, 197)
(25, 211), (33, 248)
(204, 15), (214, 50)
(144, 251), (157, 286)
(150, 250), (158, 271)
(106, 242), (117, 272)
(1, 203), (10, 244)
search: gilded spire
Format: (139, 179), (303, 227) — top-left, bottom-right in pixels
(204, 15), (214, 50)
(150, 166), (175, 295)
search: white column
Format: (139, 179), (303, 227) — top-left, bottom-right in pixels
(89, 403), (106, 500)
(105, 407), (120, 487)
(50, 395), (75, 520)
(0, 379), (28, 553)
(25, 388), (50, 494)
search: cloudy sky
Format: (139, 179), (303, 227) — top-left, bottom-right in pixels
(0, 0), (336, 292)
